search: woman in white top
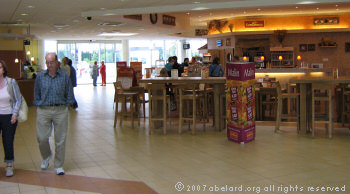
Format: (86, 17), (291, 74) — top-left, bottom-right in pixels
(0, 60), (23, 177)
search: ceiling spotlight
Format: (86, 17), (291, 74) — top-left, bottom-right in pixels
(21, 13), (28, 16)
(187, 12), (190, 14)
(296, 6), (298, 8)
(258, 9), (261, 11)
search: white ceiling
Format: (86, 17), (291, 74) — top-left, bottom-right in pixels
(1, 0), (350, 40)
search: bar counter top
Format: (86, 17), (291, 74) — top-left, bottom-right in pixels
(255, 67), (333, 73)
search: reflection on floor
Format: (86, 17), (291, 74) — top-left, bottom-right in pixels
(0, 84), (350, 194)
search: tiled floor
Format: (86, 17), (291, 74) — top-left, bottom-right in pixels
(0, 84), (350, 194)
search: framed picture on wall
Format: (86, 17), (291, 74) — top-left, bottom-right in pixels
(226, 38), (231, 46)
(346, 42), (350, 52)
(308, 44), (315, 51)
(299, 44), (307, 52)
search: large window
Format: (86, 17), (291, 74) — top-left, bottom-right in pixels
(57, 41), (122, 84)
(46, 39), (206, 84)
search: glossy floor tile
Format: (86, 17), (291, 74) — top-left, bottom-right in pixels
(0, 84), (349, 194)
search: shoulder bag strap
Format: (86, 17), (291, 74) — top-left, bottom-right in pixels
(7, 78), (14, 100)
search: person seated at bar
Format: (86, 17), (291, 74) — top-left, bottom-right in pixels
(209, 57), (225, 77)
(182, 58), (189, 67)
(191, 57), (198, 65)
(171, 56), (183, 77)
(165, 57), (173, 77)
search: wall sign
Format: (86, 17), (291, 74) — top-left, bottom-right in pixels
(163, 15), (176, 26)
(124, 14), (142, 20)
(245, 20), (265, 28)
(314, 17), (339, 25)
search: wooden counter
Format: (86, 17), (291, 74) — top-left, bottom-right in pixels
(139, 77), (226, 131)
(17, 79), (35, 106)
(289, 76), (350, 133)
(255, 68), (334, 87)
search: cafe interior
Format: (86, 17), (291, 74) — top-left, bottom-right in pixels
(1, 0), (350, 193)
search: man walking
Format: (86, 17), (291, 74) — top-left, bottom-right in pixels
(33, 53), (74, 175)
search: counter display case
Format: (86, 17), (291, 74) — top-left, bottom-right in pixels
(270, 47), (294, 68)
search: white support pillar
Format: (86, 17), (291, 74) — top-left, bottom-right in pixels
(122, 39), (129, 65)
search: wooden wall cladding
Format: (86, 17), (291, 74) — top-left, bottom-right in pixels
(0, 50), (25, 79)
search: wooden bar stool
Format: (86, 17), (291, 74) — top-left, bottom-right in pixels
(219, 93), (226, 131)
(124, 86), (149, 120)
(340, 84), (350, 128)
(275, 81), (300, 133)
(148, 84), (171, 135)
(113, 82), (140, 129)
(178, 84), (206, 134)
(311, 83), (333, 138)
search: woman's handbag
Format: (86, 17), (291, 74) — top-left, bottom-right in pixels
(8, 78), (28, 122)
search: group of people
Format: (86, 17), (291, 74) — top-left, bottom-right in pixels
(91, 61), (106, 86)
(0, 53), (77, 178)
(162, 56), (226, 77)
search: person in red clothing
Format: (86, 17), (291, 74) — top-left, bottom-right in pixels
(100, 61), (106, 86)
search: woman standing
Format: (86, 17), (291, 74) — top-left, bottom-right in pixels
(100, 61), (106, 86)
(0, 60), (22, 177)
(209, 57), (225, 77)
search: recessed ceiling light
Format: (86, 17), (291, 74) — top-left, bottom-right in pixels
(187, 12), (190, 15)
(258, 9), (261, 11)
(336, 8), (339, 10)
(21, 13), (28, 16)
(26, 5), (35, 9)
(98, 22), (125, 26)
(54, 24), (69, 28)
(335, 5), (339, 7)
(296, 7), (298, 8)
(194, 1), (200, 4)
(317, 8), (319, 9)
(98, 32), (137, 36)
(243, 11), (246, 14)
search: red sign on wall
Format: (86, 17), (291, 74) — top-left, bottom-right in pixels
(245, 20), (264, 28)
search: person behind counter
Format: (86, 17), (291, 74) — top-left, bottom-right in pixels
(209, 57), (225, 77)
(0, 60), (23, 177)
(233, 55), (240, 62)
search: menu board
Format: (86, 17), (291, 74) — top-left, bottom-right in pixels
(226, 62), (256, 144)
